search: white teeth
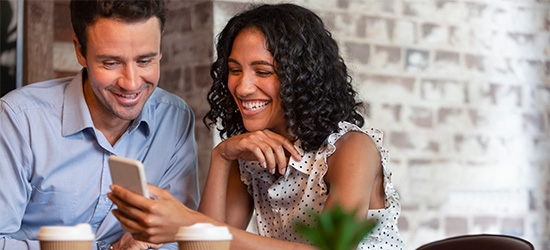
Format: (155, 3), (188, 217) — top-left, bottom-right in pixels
(242, 101), (268, 110)
(118, 93), (137, 98)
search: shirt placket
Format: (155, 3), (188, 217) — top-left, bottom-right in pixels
(88, 152), (114, 231)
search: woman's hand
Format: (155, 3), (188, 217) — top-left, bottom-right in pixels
(215, 129), (301, 175)
(108, 184), (199, 244)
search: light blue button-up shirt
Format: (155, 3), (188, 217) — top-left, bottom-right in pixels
(0, 70), (200, 250)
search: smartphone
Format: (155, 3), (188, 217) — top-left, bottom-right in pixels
(108, 155), (150, 198)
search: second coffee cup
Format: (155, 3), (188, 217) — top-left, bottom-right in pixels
(175, 223), (232, 250)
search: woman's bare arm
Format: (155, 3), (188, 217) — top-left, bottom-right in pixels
(324, 131), (384, 216)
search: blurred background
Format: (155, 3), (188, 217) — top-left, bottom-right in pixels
(1, 0), (548, 249)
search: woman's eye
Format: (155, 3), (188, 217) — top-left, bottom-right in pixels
(256, 71), (272, 77)
(229, 68), (242, 75)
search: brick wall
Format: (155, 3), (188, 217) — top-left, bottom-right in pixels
(52, 0), (550, 249)
(210, 0), (550, 249)
(158, 0), (215, 193)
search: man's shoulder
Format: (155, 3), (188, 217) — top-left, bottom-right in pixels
(148, 87), (192, 111)
(1, 76), (74, 111)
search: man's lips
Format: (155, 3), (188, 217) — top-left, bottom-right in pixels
(112, 91), (141, 105)
(115, 92), (138, 99)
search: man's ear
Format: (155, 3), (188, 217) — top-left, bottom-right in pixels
(73, 34), (87, 67)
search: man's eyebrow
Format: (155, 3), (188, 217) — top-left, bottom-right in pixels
(95, 52), (159, 60)
(136, 52), (159, 59)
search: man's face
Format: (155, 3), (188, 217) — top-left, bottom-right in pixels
(74, 17), (162, 122)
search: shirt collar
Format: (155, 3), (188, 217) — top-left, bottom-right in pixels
(62, 69), (151, 137)
(129, 101), (151, 136)
(62, 69), (94, 137)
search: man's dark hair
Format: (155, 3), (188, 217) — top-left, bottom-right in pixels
(70, 0), (166, 57)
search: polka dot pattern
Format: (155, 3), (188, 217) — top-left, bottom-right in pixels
(239, 121), (406, 249)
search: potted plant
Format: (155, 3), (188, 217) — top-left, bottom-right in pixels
(295, 204), (377, 250)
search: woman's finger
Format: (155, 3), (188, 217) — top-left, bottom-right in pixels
(219, 129), (302, 175)
(263, 130), (302, 161)
(259, 130), (299, 174)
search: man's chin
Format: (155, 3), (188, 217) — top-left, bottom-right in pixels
(113, 108), (143, 121)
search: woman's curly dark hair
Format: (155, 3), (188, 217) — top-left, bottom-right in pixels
(204, 3), (364, 152)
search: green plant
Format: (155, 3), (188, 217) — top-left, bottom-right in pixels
(295, 204), (377, 250)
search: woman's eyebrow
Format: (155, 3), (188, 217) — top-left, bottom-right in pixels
(250, 60), (274, 67)
(228, 58), (274, 67)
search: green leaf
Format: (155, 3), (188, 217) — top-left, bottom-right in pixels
(294, 204), (377, 250)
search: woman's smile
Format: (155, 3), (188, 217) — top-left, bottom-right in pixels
(241, 100), (270, 111)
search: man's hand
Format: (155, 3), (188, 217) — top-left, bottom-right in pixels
(111, 232), (163, 250)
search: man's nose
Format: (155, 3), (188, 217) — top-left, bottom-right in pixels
(117, 65), (141, 91)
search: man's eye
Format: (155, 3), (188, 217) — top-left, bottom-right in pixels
(138, 59), (152, 66)
(103, 62), (118, 68)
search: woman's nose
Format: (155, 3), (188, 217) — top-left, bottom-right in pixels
(235, 73), (256, 95)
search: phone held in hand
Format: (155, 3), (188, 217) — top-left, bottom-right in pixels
(108, 155), (150, 198)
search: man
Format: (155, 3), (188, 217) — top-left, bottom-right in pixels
(0, 0), (199, 249)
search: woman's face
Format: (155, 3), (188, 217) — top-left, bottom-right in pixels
(227, 28), (287, 135)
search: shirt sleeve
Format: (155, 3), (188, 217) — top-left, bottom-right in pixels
(0, 238), (40, 250)
(160, 242), (178, 250)
(0, 100), (37, 250)
(157, 105), (200, 210)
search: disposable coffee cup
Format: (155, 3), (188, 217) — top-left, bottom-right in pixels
(37, 223), (95, 250)
(175, 223), (232, 250)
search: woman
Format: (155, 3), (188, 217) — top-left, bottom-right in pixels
(108, 3), (405, 250)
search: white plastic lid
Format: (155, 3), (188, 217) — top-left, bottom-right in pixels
(37, 223), (95, 241)
(175, 223), (232, 241)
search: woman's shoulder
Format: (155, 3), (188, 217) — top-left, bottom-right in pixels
(324, 121), (385, 154)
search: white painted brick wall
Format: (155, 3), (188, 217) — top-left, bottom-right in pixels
(286, 0), (549, 249)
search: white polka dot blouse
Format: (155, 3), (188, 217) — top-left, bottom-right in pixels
(239, 121), (406, 249)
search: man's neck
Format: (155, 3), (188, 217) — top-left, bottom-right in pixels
(82, 78), (131, 146)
